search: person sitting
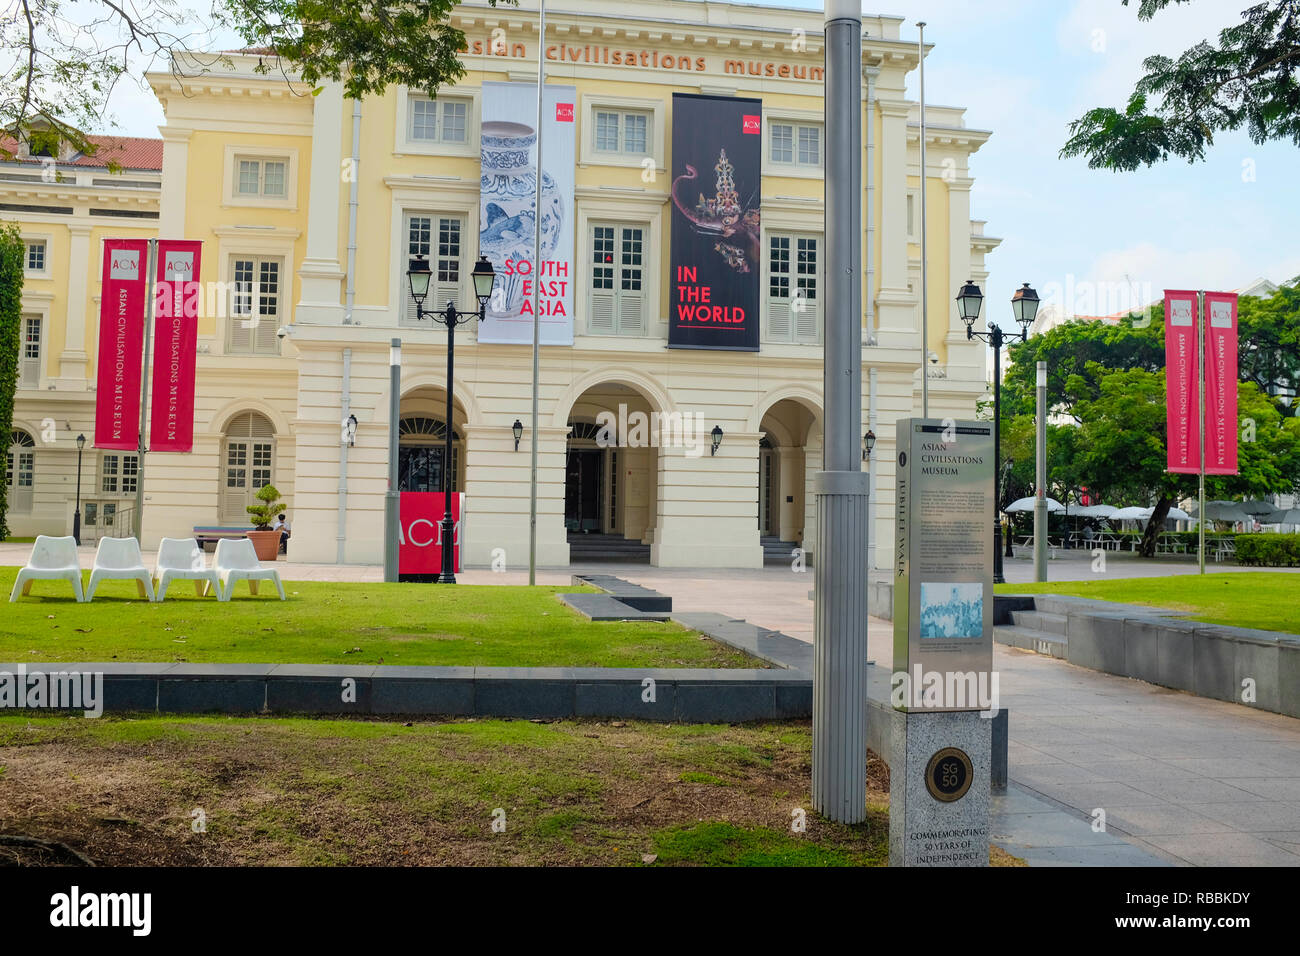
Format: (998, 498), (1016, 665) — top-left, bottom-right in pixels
(272, 513), (291, 554)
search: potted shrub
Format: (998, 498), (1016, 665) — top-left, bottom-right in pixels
(245, 484), (285, 561)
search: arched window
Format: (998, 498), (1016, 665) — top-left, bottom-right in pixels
(6, 430), (35, 513)
(398, 416), (460, 493)
(221, 412), (275, 523)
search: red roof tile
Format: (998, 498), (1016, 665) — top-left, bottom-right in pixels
(0, 134), (162, 171)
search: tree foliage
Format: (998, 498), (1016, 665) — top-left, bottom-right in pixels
(1062, 0), (1300, 170)
(998, 284), (1300, 556)
(0, 223), (24, 540)
(2, 0), (513, 162)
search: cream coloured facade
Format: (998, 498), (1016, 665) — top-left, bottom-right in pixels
(5, 0), (1000, 569)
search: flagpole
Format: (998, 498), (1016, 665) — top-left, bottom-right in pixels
(133, 238), (157, 541)
(917, 21), (929, 418)
(528, 0), (546, 586)
(1197, 289), (1206, 575)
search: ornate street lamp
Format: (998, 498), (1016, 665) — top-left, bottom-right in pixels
(959, 280), (1040, 584)
(512, 419), (524, 452)
(407, 253), (498, 583)
(710, 425), (724, 457)
(862, 429), (876, 463)
(73, 433), (86, 545)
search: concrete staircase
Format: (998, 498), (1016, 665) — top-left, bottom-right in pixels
(567, 532), (651, 563)
(760, 535), (801, 565)
(994, 599), (1070, 659)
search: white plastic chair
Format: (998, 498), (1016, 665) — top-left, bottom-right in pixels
(8, 535), (85, 602)
(154, 537), (220, 601)
(213, 537), (285, 601)
(86, 536), (156, 602)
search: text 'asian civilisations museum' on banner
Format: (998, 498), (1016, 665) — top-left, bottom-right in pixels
(477, 81), (577, 345)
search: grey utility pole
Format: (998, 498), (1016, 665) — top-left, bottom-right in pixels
(812, 0), (870, 825)
(1034, 360), (1048, 582)
(384, 338), (402, 582)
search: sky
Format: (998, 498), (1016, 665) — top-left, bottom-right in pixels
(98, 0), (1300, 334)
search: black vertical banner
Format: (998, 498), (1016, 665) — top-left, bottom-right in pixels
(669, 93), (762, 351)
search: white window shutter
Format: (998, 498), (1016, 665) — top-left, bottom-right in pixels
(795, 296), (819, 343)
(617, 291), (643, 335)
(589, 290), (616, 332)
(768, 294), (792, 341)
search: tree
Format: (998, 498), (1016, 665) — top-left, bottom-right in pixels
(0, 224), (23, 540)
(998, 303), (1300, 556)
(2, 0), (513, 161)
(1075, 370), (1300, 555)
(1062, 0), (1300, 171)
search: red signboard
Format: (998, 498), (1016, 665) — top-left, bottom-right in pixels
(149, 240), (202, 453)
(1203, 292), (1239, 475)
(94, 239), (150, 450)
(399, 492), (464, 575)
(1164, 289), (1199, 474)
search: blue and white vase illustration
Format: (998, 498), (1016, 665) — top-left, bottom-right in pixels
(479, 121), (564, 318)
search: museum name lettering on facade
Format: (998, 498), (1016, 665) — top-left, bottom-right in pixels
(462, 38), (825, 81)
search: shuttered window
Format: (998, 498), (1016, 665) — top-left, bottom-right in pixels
(766, 233), (821, 344)
(228, 257), (282, 353)
(588, 223), (644, 336)
(19, 315), (40, 387)
(220, 412), (275, 523)
(402, 213), (464, 326)
(6, 430), (35, 513)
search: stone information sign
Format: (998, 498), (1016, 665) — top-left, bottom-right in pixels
(889, 418), (995, 867)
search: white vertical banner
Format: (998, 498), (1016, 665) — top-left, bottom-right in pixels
(478, 81), (576, 345)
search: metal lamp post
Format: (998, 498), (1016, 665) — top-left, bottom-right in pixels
(407, 253), (497, 583)
(73, 433), (85, 545)
(959, 280), (1039, 584)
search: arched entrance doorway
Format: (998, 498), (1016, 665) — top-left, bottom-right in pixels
(757, 397), (821, 563)
(398, 387), (467, 494)
(563, 382), (660, 563)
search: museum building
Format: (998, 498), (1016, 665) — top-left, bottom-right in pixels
(4, 0), (1000, 569)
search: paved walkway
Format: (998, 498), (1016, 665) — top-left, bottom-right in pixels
(596, 562), (1300, 867)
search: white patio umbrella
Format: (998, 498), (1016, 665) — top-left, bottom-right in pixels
(1072, 503), (1120, 519)
(1113, 505), (1192, 521)
(1004, 496), (1065, 513)
(1110, 506), (1150, 520)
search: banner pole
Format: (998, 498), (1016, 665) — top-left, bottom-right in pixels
(527, 0), (546, 587)
(1197, 289), (1206, 575)
(917, 21), (929, 418)
(133, 239), (157, 541)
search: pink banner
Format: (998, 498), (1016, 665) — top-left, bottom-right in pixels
(94, 239), (150, 450)
(399, 492), (464, 575)
(1165, 289), (1199, 474)
(1203, 292), (1239, 475)
(149, 240), (202, 453)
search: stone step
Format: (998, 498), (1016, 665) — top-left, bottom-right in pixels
(1029, 594), (1093, 616)
(1010, 609), (1068, 636)
(994, 625), (1068, 659)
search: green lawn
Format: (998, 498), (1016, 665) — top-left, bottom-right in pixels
(996, 572), (1300, 633)
(0, 714), (899, 866)
(0, 571), (758, 668)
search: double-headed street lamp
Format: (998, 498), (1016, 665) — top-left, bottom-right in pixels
(407, 253), (497, 584)
(958, 280), (1040, 584)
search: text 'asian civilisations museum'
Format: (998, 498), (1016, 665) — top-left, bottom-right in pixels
(4, 0), (1000, 570)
